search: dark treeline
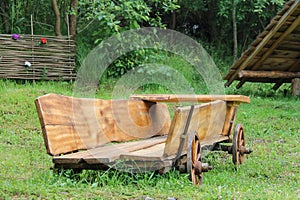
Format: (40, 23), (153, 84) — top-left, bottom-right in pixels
(0, 0), (287, 71)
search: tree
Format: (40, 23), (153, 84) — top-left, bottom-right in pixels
(232, 0), (238, 61)
(76, 0), (180, 77)
(69, 0), (78, 39)
(51, 0), (62, 36)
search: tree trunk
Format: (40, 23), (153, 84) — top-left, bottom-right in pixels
(207, 0), (218, 42)
(51, 0), (62, 36)
(292, 78), (300, 96)
(69, 0), (78, 39)
(171, 11), (176, 30)
(232, 0), (238, 61)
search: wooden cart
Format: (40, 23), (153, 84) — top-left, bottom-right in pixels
(35, 93), (252, 185)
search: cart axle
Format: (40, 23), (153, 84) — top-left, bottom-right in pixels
(194, 162), (212, 175)
(214, 144), (252, 155)
(238, 146), (253, 155)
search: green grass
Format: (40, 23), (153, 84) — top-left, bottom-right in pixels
(0, 79), (299, 199)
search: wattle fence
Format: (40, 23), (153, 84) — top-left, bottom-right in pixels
(0, 34), (76, 80)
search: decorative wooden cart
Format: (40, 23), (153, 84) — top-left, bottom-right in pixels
(35, 93), (252, 185)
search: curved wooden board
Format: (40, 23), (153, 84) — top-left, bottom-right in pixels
(35, 93), (171, 156)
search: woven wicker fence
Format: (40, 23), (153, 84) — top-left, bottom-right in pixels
(0, 34), (76, 80)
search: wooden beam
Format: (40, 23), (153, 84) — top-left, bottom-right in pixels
(130, 94), (251, 104)
(251, 14), (300, 71)
(224, 0), (300, 87)
(273, 58), (300, 90)
(238, 70), (300, 79)
(236, 79), (246, 89)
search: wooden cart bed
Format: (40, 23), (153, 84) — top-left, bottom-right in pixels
(35, 94), (249, 172)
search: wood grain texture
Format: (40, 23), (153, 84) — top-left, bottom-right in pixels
(239, 70), (300, 79)
(53, 135), (167, 164)
(130, 94), (250, 104)
(35, 94), (171, 155)
(120, 100), (227, 161)
(163, 100), (226, 157)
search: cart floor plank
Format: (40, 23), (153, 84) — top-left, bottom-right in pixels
(118, 135), (230, 162)
(53, 135), (167, 164)
(119, 143), (166, 161)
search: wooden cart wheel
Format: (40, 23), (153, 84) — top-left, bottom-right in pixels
(232, 124), (246, 165)
(187, 132), (203, 185)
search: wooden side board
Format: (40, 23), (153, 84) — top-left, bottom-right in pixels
(84, 100), (227, 167)
(51, 100), (229, 172)
(163, 100), (226, 157)
(130, 94), (250, 104)
(35, 94), (171, 156)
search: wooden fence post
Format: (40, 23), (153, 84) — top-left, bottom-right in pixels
(292, 78), (300, 96)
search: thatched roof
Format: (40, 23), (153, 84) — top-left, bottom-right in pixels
(224, 0), (300, 90)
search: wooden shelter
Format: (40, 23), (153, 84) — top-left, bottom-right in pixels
(0, 34), (76, 80)
(224, 0), (300, 94)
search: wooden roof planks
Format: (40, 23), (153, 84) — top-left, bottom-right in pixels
(224, 0), (300, 90)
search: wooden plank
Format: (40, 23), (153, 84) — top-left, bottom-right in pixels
(53, 163), (109, 170)
(35, 94), (171, 156)
(42, 125), (86, 156)
(130, 94), (250, 104)
(112, 159), (173, 173)
(273, 58), (300, 90)
(119, 143), (166, 161)
(221, 102), (237, 136)
(163, 100), (227, 157)
(238, 77), (291, 84)
(239, 70), (300, 79)
(119, 134), (229, 161)
(224, 0), (300, 87)
(251, 14), (300, 71)
(53, 135), (167, 164)
(270, 49), (300, 59)
(261, 58), (297, 70)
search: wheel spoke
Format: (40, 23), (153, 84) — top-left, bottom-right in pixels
(196, 153), (201, 162)
(191, 168), (197, 184)
(188, 133), (203, 185)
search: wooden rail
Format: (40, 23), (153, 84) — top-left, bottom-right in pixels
(130, 94), (251, 104)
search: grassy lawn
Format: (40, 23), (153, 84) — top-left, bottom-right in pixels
(0, 80), (299, 199)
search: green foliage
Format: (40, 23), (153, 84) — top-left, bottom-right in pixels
(9, 1), (25, 33)
(0, 0), (288, 76)
(0, 0), (56, 34)
(77, 0), (179, 78)
(78, 0), (179, 43)
(218, 0), (285, 33)
(176, 0), (285, 60)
